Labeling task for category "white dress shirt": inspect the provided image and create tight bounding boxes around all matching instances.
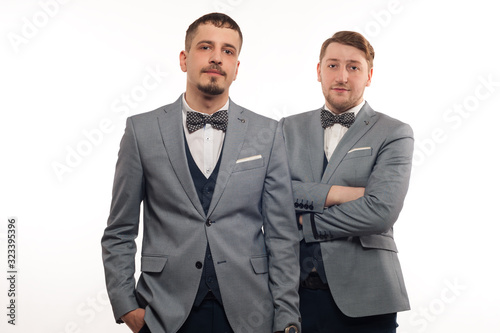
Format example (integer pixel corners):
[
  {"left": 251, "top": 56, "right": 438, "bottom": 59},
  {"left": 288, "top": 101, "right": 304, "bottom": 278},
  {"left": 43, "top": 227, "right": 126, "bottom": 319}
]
[
  {"left": 182, "top": 94, "right": 228, "bottom": 178},
  {"left": 324, "top": 100, "right": 365, "bottom": 161}
]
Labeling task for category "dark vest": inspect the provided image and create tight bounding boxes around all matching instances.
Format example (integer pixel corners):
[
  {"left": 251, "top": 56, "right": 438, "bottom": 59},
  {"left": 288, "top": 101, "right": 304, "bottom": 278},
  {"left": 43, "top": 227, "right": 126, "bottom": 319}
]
[
  {"left": 184, "top": 139, "right": 223, "bottom": 307},
  {"left": 299, "top": 154, "right": 329, "bottom": 283}
]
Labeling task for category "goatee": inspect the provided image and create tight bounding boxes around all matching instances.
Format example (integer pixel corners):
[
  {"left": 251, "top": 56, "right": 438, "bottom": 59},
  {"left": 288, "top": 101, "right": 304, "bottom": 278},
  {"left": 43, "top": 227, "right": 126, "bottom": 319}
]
[{"left": 197, "top": 78, "right": 225, "bottom": 95}]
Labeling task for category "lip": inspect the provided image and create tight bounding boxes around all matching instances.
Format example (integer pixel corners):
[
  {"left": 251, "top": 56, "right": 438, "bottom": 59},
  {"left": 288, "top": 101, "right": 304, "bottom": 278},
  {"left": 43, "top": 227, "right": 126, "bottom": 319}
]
[
  {"left": 203, "top": 70, "right": 224, "bottom": 76},
  {"left": 332, "top": 87, "right": 349, "bottom": 92}
]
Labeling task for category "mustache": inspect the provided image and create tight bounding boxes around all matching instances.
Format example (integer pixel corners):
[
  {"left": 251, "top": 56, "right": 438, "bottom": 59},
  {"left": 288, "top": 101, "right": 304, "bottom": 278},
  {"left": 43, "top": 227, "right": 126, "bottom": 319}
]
[{"left": 201, "top": 65, "right": 226, "bottom": 76}]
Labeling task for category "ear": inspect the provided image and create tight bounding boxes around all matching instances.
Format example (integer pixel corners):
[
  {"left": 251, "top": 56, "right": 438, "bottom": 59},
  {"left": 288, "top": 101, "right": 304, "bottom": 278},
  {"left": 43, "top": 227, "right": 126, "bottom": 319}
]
[
  {"left": 366, "top": 67, "right": 373, "bottom": 87},
  {"left": 316, "top": 62, "right": 322, "bottom": 82},
  {"left": 179, "top": 51, "right": 187, "bottom": 73},
  {"left": 233, "top": 60, "right": 240, "bottom": 81}
]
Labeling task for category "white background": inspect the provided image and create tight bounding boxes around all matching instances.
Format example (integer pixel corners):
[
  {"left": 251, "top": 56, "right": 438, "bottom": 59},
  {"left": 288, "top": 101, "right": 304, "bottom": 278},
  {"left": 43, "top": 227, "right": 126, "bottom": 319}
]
[{"left": 1, "top": 0, "right": 499, "bottom": 332}]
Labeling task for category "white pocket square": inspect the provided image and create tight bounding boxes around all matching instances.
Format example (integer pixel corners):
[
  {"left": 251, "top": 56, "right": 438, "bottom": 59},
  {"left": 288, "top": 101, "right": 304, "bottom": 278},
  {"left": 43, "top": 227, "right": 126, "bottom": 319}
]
[
  {"left": 236, "top": 154, "right": 262, "bottom": 163},
  {"left": 348, "top": 147, "right": 371, "bottom": 153}
]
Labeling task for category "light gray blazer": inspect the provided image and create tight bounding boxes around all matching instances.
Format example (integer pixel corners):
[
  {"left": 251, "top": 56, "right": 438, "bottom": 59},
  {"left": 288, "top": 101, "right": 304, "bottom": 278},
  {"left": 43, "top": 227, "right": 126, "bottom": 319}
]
[
  {"left": 102, "top": 95, "right": 301, "bottom": 333},
  {"left": 281, "top": 102, "right": 412, "bottom": 317}
]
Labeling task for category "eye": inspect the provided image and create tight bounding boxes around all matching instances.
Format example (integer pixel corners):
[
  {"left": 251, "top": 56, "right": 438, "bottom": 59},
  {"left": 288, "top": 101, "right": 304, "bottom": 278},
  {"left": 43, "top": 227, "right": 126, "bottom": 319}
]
[
  {"left": 350, "top": 66, "right": 360, "bottom": 71},
  {"left": 328, "top": 64, "right": 337, "bottom": 68},
  {"left": 223, "top": 49, "right": 235, "bottom": 55}
]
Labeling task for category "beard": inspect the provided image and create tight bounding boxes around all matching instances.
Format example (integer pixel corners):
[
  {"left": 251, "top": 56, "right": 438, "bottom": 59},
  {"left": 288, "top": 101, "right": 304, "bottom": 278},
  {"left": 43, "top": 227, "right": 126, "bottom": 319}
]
[
  {"left": 197, "top": 77, "right": 225, "bottom": 96},
  {"left": 197, "top": 64, "right": 227, "bottom": 95},
  {"left": 325, "top": 96, "right": 355, "bottom": 114},
  {"left": 324, "top": 85, "right": 363, "bottom": 114}
]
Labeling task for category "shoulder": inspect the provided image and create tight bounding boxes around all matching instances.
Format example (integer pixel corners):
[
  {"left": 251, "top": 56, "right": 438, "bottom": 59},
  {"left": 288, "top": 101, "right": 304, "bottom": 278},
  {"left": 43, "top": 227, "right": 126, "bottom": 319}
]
[
  {"left": 128, "top": 96, "right": 182, "bottom": 126},
  {"left": 230, "top": 99, "right": 278, "bottom": 129},
  {"left": 373, "top": 111, "right": 413, "bottom": 138},
  {"left": 130, "top": 106, "right": 165, "bottom": 122},
  {"left": 281, "top": 109, "right": 320, "bottom": 130},
  {"left": 132, "top": 101, "right": 178, "bottom": 121},
  {"left": 364, "top": 102, "right": 413, "bottom": 138},
  {"left": 284, "top": 109, "right": 319, "bottom": 123}
]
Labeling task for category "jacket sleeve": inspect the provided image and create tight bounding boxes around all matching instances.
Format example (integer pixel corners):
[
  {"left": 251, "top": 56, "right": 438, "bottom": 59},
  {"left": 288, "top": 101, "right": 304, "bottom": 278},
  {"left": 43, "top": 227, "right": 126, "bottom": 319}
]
[
  {"left": 291, "top": 180, "right": 331, "bottom": 214},
  {"left": 262, "top": 121, "right": 301, "bottom": 331},
  {"left": 101, "top": 117, "right": 145, "bottom": 322},
  {"left": 300, "top": 123, "right": 414, "bottom": 242}
]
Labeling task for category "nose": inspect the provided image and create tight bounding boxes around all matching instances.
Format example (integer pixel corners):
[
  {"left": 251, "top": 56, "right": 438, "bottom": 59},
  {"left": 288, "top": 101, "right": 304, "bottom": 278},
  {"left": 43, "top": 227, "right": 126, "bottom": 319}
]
[
  {"left": 335, "top": 67, "right": 348, "bottom": 83},
  {"left": 209, "top": 49, "right": 222, "bottom": 65}
]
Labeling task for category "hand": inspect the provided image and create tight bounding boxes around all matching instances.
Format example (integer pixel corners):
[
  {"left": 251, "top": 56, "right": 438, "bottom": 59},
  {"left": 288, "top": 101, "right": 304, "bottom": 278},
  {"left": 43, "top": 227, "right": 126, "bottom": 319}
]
[
  {"left": 121, "top": 308, "right": 145, "bottom": 333},
  {"left": 324, "top": 185, "right": 365, "bottom": 207},
  {"left": 298, "top": 215, "right": 303, "bottom": 226}
]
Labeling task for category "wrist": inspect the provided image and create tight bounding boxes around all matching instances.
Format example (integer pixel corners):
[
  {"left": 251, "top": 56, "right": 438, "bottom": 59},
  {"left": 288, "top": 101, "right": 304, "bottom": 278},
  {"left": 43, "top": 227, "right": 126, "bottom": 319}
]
[
  {"left": 284, "top": 324, "right": 299, "bottom": 333},
  {"left": 325, "top": 185, "right": 339, "bottom": 207}
]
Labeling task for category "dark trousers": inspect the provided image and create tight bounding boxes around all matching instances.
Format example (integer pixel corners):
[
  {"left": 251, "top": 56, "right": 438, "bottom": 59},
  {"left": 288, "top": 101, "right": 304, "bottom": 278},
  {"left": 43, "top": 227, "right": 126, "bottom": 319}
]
[
  {"left": 138, "top": 323, "right": 151, "bottom": 333},
  {"left": 178, "top": 297, "right": 233, "bottom": 333},
  {"left": 299, "top": 287, "right": 398, "bottom": 333},
  {"left": 139, "top": 298, "right": 233, "bottom": 333}
]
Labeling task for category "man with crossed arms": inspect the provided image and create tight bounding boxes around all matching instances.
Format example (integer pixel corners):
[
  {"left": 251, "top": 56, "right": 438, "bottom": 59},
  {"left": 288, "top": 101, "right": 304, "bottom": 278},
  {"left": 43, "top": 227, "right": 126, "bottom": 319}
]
[{"left": 281, "top": 31, "right": 413, "bottom": 332}]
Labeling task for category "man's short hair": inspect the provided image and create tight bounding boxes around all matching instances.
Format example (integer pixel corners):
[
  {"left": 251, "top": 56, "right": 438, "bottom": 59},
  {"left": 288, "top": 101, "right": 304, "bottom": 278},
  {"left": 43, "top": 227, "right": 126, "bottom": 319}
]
[
  {"left": 319, "top": 31, "right": 375, "bottom": 69},
  {"left": 185, "top": 12, "right": 243, "bottom": 53}
]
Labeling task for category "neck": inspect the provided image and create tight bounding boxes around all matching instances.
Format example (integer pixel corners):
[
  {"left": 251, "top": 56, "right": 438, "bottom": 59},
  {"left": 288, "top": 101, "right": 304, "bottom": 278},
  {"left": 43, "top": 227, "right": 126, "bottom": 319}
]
[
  {"left": 184, "top": 89, "right": 229, "bottom": 115},
  {"left": 325, "top": 99, "right": 364, "bottom": 115}
]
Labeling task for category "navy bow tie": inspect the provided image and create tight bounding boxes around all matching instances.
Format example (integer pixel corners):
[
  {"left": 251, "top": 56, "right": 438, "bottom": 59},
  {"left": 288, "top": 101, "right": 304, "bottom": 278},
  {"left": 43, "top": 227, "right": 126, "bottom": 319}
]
[
  {"left": 186, "top": 109, "right": 228, "bottom": 133},
  {"left": 320, "top": 109, "right": 355, "bottom": 129}
]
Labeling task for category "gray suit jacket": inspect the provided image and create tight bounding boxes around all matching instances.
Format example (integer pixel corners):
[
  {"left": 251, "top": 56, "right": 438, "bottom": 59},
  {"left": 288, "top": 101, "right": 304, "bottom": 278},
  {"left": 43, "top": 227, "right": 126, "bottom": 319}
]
[
  {"left": 102, "top": 95, "right": 301, "bottom": 333},
  {"left": 281, "top": 102, "right": 412, "bottom": 317}
]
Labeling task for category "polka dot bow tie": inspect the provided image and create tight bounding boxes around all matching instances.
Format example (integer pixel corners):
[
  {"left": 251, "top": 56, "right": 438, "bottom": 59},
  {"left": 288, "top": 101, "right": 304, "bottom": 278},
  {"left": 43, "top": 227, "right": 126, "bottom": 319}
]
[
  {"left": 320, "top": 109, "right": 355, "bottom": 129},
  {"left": 186, "top": 109, "right": 228, "bottom": 133}
]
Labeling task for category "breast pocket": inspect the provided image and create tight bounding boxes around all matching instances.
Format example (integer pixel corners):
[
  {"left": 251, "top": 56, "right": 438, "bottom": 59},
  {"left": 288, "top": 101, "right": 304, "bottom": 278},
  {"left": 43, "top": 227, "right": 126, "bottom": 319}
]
[
  {"left": 344, "top": 147, "right": 372, "bottom": 160},
  {"left": 233, "top": 155, "right": 265, "bottom": 173},
  {"left": 339, "top": 148, "right": 373, "bottom": 187}
]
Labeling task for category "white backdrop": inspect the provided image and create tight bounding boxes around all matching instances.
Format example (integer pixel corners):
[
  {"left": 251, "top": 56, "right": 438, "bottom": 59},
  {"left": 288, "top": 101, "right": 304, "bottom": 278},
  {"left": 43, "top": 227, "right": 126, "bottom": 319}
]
[{"left": 1, "top": 0, "right": 499, "bottom": 332}]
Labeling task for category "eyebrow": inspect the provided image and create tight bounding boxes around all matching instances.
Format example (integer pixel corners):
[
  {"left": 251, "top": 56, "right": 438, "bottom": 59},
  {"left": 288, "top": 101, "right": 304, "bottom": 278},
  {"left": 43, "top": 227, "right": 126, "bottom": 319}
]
[
  {"left": 325, "top": 58, "right": 362, "bottom": 64},
  {"left": 196, "top": 40, "right": 237, "bottom": 50}
]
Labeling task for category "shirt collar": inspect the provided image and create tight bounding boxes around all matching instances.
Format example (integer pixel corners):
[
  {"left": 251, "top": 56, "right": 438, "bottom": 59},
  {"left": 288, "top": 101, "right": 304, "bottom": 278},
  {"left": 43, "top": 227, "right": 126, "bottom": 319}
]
[
  {"left": 182, "top": 93, "right": 229, "bottom": 115},
  {"left": 323, "top": 100, "right": 365, "bottom": 117}
]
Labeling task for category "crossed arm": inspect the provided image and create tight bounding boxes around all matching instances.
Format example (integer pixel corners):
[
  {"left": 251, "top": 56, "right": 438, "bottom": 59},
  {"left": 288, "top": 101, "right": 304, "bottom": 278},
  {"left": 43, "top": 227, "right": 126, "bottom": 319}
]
[
  {"left": 298, "top": 185, "right": 365, "bottom": 225},
  {"left": 295, "top": 124, "right": 414, "bottom": 240}
]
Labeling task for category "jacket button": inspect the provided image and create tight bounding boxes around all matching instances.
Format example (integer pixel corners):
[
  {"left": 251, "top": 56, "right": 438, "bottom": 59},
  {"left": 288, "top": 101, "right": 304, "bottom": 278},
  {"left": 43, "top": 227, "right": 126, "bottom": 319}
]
[
  {"left": 206, "top": 219, "right": 212, "bottom": 227},
  {"left": 195, "top": 261, "right": 203, "bottom": 269}
]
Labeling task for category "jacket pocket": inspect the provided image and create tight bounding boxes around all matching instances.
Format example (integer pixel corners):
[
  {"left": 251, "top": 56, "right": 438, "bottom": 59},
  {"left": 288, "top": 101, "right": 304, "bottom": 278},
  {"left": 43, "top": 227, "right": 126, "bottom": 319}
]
[
  {"left": 141, "top": 255, "right": 168, "bottom": 273},
  {"left": 344, "top": 147, "right": 372, "bottom": 160},
  {"left": 233, "top": 156, "right": 265, "bottom": 173},
  {"left": 359, "top": 234, "right": 398, "bottom": 252},
  {"left": 250, "top": 255, "right": 269, "bottom": 274}
]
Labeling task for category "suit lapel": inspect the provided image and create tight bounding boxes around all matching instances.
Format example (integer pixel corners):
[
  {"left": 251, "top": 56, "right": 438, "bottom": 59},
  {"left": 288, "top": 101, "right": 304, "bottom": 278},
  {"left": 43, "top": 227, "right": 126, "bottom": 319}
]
[
  {"left": 157, "top": 95, "right": 206, "bottom": 218},
  {"left": 322, "top": 103, "right": 379, "bottom": 183},
  {"left": 207, "top": 99, "right": 248, "bottom": 217},
  {"left": 307, "top": 110, "right": 326, "bottom": 182}
]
